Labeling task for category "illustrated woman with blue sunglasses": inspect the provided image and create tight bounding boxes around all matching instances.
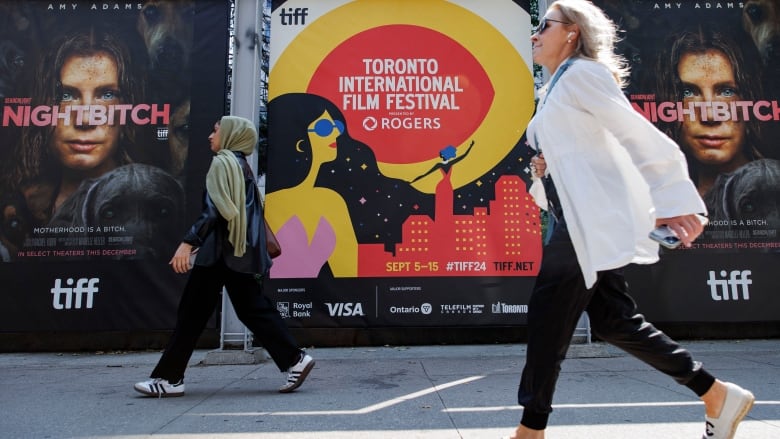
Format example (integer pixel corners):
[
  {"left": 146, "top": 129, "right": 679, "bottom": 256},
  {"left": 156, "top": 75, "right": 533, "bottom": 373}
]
[{"left": 265, "top": 93, "right": 358, "bottom": 278}]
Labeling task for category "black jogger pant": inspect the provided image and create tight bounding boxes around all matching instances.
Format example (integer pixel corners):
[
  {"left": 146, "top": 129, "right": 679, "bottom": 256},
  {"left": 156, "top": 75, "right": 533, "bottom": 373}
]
[
  {"left": 151, "top": 260, "right": 301, "bottom": 382},
  {"left": 517, "top": 219, "right": 714, "bottom": 430}
]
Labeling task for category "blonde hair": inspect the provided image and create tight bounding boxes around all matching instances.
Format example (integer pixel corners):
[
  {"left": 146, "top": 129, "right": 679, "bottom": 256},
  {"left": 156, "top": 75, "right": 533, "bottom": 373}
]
[{"left": 551, "top": 0, "right": 630, "bottom": 88}]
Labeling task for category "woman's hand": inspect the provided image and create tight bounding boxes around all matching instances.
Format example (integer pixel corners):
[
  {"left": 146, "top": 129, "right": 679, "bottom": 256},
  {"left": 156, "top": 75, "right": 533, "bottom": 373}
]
[
  {"left": 169, "top": 242, "right": 194, "bottom": 274},
  {"left": 530, "top": 153, "right": 546, "bottom": 178},
  {"left": 655, "top": 214, "right": 705, "bottom": 248}
]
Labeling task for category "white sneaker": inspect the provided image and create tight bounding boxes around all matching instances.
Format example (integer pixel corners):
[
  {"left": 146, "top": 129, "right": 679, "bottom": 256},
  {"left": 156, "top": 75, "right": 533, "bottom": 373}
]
[
  {"left": 134, "top": 378, "right": 185, "bottom": 397},
  {"left": 279, "top": 353, "right": 315, "bottom": 393},
  {"left": 703, "top": 382, "right": 754, "bottom": 439}
]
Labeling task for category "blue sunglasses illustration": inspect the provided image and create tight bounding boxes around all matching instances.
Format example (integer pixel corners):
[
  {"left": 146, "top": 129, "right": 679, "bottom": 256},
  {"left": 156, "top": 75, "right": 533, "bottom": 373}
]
[{"left": 308, "top": 119, "right": 345, "bottom": 137}]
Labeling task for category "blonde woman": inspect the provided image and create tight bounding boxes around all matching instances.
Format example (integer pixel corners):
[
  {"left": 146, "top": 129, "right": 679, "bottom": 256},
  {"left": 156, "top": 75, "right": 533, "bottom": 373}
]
[{"left": 510, "top": 1, "right": 754, "bottom": 438}]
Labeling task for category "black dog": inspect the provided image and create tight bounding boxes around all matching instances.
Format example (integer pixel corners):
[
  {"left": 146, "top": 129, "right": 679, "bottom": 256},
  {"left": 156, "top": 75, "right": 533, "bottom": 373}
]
[
  {"left": 49, "top": 164, "right": 185, "bottom": 260},
  {"left": 0, "top": 191, "right": 33, "bottom": 261},
  {"left": 705, "top": 158, "right": 780, "bottom": 226}
]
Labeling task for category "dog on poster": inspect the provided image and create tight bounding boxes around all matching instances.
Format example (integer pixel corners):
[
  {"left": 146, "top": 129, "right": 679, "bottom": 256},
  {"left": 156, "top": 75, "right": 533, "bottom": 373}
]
[
  {"left": 704, "top": 158, "right": 780, "bottom": 226},
  {"left": 742, "top": 0, "right": 780, "bottom": 159},
  {"left": 0, "top": 192, "right": 32, "bottom": 261},
  {"left": 137, "top": 0, "right": 195, "bottom": 105},
  {"left": 742, "top": 0, "right": 780, "bottom": 69},
  {"left": 167, "top": 99, "right": 190, "bottom": 181},
  {"left": 48, "top": 164, "right": 185, "bottom": 260}
]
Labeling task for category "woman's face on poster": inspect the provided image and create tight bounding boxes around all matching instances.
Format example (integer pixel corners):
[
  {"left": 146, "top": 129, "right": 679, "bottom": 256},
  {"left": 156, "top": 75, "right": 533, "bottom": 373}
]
[
  {"left": 677, "top": 49, "right": 747, "bottom": 170},
  {"left": 306, "top": 110, "right": 341, "bottom": 163},
  {"left": 51, "top": 52, "right": 121, "bottom": 177}
]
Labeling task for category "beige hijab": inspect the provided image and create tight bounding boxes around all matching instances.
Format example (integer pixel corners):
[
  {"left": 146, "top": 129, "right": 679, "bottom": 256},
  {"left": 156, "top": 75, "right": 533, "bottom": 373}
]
[{"left": 205, "top": 116, "right": 257, "bottom": 257}]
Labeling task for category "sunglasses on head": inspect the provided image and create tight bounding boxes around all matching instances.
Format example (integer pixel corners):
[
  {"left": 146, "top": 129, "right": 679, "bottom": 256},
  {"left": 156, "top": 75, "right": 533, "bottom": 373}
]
[
  {"left": 308, "top": 119, "right": 345, "bottom": 137},
  {"left": 535, "top": 17, "right": 572, "bottom": 34}
]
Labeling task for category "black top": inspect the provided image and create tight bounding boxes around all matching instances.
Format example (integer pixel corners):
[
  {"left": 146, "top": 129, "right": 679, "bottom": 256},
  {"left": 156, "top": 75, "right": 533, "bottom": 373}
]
[{"left": 183, "top": 152, "right": 271, "bottom": 275}]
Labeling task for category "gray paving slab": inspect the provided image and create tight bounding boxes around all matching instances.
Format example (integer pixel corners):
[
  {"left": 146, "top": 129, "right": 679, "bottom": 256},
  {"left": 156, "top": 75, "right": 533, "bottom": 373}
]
[{"left": 0, "top": 340, "right": 778, "bottom": 438}]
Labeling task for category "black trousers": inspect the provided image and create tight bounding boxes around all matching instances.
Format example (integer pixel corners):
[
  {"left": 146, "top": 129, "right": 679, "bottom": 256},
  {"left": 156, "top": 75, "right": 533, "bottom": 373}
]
[
  {"left": 517, "top": 219, "right": 714, "bottom": 430},
  {"left": 151, "top": 260, "right": 301, "bottom": 382}
]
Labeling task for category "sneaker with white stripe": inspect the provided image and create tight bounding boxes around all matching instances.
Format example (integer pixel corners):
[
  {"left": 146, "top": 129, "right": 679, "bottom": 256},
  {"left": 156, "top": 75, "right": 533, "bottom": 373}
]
[
  {"left": 279, "top": 353, "right": 315, "bottom": 393},
  {"left": 134, "top": 378, "right": 185, "bottom": 397}
]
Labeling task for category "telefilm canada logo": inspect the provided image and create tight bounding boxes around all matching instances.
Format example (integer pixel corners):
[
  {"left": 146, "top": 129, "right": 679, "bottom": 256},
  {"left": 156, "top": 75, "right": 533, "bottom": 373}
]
[
  {"left": 707, "top": 270, "right": 752, "bottom": 301},
  {"left": 50, "top": 278, "right": 99, "bottom": 310},
  {"left": 440, "top": 304, "right": 484, "bottom": 314}
]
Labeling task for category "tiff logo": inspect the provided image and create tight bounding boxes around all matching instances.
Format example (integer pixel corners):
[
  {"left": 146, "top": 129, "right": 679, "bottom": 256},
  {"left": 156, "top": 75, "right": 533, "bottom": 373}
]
[
  {"left": 707, "top": 270, "right": 751, "bottom": 301},
  {"left": 279, "top": 8, "right": 308, "bottom": 25},
  {"left": 51, "top": 278, "right": 99, "bottom": 309}
]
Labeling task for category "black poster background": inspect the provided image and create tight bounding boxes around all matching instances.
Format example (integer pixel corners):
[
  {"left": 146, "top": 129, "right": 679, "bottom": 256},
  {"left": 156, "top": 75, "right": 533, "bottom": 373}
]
[
  {"left": 592, "top": 1, "right": 780, "bottom": 323},
  {"left": 0, "top": 1, "right": 230, "bottom": 332}
]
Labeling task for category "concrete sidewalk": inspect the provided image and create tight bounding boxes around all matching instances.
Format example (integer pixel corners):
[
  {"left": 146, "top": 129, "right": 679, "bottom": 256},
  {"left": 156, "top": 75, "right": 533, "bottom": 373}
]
[{"left": 0, "top": 339, "right": 778, "bottom": 438}]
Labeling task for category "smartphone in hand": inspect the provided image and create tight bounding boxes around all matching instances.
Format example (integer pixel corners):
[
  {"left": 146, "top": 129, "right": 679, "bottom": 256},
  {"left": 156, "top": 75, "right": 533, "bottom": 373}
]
[
  {"left": 649, "top": 214, "right": 709, "bottom": 249},
  {"left": 649, "top": 226, "right": 682, "bottom": 249}
]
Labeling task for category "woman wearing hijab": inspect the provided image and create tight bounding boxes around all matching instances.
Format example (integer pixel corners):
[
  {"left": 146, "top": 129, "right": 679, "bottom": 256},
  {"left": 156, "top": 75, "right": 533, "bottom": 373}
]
[{"left": 134, "top": 116, "right": 314, "bottom": 397}]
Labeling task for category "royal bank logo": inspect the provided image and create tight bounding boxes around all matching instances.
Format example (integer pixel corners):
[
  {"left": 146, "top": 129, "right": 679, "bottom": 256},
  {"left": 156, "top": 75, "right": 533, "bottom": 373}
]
[
  {"left": 51, "top": 278, "right": 99, "bottom": 310},
  {"left": 277, "top": 302, "right": 290, "bottom": 318},
  {"left": 707, "top": 270, "right": 752, "bottom": 301}
]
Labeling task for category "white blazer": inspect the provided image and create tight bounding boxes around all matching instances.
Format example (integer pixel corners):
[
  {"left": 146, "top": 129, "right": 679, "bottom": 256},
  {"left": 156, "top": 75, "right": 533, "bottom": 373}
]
[{"left": 527, "top": 57, "right": 706, "bottom": 288}]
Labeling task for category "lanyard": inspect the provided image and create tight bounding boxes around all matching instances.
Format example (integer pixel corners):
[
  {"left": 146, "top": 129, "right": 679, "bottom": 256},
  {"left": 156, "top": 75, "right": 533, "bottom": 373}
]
[{"left": 535, "top": 57, "right": 575, "bottom": 153}]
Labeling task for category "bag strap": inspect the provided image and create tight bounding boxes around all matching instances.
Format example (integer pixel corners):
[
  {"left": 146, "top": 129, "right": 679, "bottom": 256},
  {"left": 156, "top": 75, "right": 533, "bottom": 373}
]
[{"left": 535, "top": 57, "right": 575, "bottom": 153}]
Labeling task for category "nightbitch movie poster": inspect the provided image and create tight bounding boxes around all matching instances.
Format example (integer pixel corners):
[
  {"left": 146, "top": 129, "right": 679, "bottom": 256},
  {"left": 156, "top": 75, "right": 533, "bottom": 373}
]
[
  {"left": 590, "top": 0, "right": 779, "bottom": 322},
  {"left": 0, "top": 1, "right": 230, "bottom": 331}
]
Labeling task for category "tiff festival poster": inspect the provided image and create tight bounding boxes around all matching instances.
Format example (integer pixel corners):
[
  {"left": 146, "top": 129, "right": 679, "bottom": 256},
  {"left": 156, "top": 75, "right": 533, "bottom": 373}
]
[{"left": 265, "top": 0, "right": 540, "bottom": 327}]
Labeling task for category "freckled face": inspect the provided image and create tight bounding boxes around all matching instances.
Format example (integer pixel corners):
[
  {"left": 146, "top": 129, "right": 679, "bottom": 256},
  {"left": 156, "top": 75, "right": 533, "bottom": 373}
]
[
  {"left": 678, "top": 50, "right": 747, "bottom": 171},
  {"left": 50, "top": 53, "right": 121, "bottom": 177}
]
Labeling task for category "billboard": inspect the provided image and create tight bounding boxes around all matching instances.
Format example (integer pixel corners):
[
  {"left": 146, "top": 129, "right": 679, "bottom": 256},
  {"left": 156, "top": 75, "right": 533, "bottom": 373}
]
[
  {"left": 266, "top": 0, "right": 540, "bottom": 327},
  {"left": 266, "top": 0, "right": 779, "bottom": 329},
  {"left": 593, "top": 0, "right": 780, "bottom": 322},
  {"left": 0, "top": 1, "right": 231, "bottom": 332}
]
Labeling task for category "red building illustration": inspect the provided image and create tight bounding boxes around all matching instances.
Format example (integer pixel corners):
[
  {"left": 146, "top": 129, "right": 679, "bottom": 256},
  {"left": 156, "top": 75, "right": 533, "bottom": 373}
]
[{"left": 358, "top": 174, "right": 542, "bottom": 277}]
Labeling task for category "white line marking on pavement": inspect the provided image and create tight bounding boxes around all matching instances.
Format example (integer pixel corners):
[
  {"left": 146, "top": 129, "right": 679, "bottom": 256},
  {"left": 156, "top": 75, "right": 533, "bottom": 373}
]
[
  {"left": 443, "top": 400, "right": 780, "bottom": 412},
  {"left": 199, "top": 375, "right": 485, "bottom": 416}
]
